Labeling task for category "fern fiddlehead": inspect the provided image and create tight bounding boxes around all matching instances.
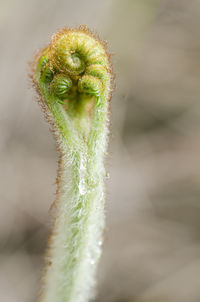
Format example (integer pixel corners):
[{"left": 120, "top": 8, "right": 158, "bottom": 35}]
[{"left": 31, "top": 26, "right": 112, "bottom": 302}]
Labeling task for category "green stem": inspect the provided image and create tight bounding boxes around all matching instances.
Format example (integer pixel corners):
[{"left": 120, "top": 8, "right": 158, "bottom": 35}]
[{"left": 44, "top": 144, "right": 105, "bottom": 302}]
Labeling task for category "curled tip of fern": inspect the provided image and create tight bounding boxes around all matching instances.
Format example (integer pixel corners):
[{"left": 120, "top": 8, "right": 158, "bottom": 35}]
[{"left": 34, "top": 26, "right": 112, "bottom": 111}]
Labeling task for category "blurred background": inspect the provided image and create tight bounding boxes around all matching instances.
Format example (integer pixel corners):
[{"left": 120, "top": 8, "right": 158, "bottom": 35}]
[{"left": 1, "top": 0, "right": 200, "bottom": 301}]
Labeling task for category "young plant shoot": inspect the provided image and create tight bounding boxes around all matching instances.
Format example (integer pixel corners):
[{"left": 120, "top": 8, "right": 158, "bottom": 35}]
[{"left": 31, "top": 26, "right": 113, "bottom": 302}]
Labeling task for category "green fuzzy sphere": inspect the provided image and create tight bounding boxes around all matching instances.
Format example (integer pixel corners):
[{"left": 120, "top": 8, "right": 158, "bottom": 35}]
[{"left": 50, "top": 74, "right": 72, "bottom": 99}]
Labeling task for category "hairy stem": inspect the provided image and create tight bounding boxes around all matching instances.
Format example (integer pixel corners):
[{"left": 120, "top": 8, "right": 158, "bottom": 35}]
[{"left": 31, "top": 26, "right": 112, "bottom": 302}]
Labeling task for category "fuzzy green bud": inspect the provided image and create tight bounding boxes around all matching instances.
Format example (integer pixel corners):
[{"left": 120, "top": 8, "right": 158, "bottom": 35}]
[
  {"left": 50, "top": 74, "right": 72, "bottom": 99},
  {"left": 78, "top": 75, "right": 103, "bottom": 97}
]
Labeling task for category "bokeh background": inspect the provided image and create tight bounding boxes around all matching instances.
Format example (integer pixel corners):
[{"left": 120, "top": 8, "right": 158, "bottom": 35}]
[{"left": 1, "top": 0, "right": 200, "bottom": 301}]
